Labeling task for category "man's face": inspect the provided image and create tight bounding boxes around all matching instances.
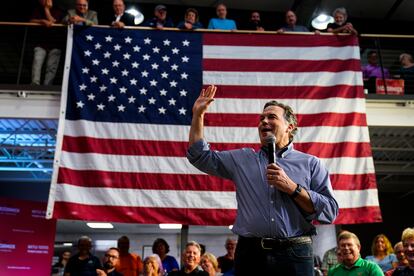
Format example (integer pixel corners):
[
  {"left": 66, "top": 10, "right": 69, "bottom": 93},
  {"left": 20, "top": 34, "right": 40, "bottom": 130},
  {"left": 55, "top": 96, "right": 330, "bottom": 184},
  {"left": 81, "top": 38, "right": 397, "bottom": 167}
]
[
  {"left": 339, "top": 238, "right": 360, "bottom": 267},
  {"left": 183, "top": 245, "right": 201, "bottom": 270},
  {"left": 286, "top": 11, "right": 297, "bottom": 26},
  {"left": 104, "top": 249, "right": 119, "bottom": 270},
  {"left": 216, "top": 5, "right": 227, "bottom": 19},
  {"left": 225, "top": 240, "right": 237, "bottom": 254},
  {"left": 251, "top": 12, "right": 260, "bottom": 23},
  {"left": 185, "top": 11, "right": 196, "bottom": 24},
  {"left": 258, "top": 105, "right": 292, "bottom": 147},
  {"left": 76, "top": 0, "right": 88, "bottom": 14},
  {"left": 155, "top": 9, "right": 167, "bottom": 21},
  {"left": 62, "top": 251, "right": 71, "bottom": 261},
  {"left": 403, "top": 238, "right": 414, "bottom": 264},
  {"left": 395, "top": 244, "right": 407, "bottom": 264},
  {"left": 113, "top": 0, "right": 125, "bottom": 16},
  {"left": 77, "top": 239, "right": 92, "bottom": 255},
  {"left": 368, "top": 53, "right": 378, "bottom": 65},
  {"left": 334, "top": 12, "right": 345, "bottom": 25}
]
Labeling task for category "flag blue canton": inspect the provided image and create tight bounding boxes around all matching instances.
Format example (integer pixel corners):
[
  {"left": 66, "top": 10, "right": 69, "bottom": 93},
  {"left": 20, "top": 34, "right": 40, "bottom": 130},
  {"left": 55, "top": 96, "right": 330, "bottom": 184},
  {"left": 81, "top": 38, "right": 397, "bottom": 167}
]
[{"left": 66, "top": 26, "right": 202, "bottom": 125}]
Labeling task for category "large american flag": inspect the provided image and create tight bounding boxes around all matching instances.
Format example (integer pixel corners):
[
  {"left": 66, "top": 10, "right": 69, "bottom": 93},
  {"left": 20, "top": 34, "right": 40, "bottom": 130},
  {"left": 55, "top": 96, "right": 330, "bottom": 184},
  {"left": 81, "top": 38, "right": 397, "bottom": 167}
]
[{"left": 47, "top": 26, "right": 382, "bottom": 224}]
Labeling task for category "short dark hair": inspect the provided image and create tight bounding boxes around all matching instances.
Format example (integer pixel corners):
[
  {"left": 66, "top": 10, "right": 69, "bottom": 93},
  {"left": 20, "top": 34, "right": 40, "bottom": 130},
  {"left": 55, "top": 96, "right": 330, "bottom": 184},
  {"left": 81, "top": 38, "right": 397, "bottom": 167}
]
[
  {"left": 263, "top": 101, "right": 298, "bottom": 141},
  {"left": 185, "top": 8, "right": 199, "bottom": 21},
  {"left": 367, "top": 50, "right": 377, "bottom": 57},
  {"left": 152, "top": 238, "right": 170, "bottom": 254}
]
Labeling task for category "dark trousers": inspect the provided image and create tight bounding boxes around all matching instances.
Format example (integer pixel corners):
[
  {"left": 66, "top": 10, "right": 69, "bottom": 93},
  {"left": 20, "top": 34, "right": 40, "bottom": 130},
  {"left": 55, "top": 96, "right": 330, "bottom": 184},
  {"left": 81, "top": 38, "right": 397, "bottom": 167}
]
[{"left": 234, "top": 236, "right": 314, "bottom": 276}]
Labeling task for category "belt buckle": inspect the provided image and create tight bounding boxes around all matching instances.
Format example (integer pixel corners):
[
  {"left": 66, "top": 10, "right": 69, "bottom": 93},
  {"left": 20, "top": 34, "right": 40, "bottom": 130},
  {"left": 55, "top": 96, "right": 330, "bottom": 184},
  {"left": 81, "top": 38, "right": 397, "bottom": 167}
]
[{"left": 261, "top": 238, "right": 274, "bottom": 250}]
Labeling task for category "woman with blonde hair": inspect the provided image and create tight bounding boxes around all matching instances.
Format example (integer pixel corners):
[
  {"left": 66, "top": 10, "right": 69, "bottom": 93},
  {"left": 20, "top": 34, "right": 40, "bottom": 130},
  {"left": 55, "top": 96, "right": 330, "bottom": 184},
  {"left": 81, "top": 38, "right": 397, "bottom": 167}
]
[
  {"left": 365, "top": 234, "right": 398, "bottom": 273},
  {"left": 200, "top": 252, "right": 223, "bottom": 276},
  {"left": 143, "top": 254, "right": 164, "bottom": 276}
]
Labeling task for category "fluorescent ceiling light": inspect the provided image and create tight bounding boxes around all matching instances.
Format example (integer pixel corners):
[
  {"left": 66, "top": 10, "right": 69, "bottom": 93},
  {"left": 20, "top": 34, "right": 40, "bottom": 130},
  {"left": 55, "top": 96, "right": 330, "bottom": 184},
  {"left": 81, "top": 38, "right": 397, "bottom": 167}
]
[
  {"left": 126, "top": 8, "right": 144, "bottom": 25},
  {"left": 86, "top": 222, "right": 114, "bottom": 229},
  {"left": 159, "top": 223, "right": 182, "bottom": 229},
  {"left": 63, "top": 242, "right": 73, "bottom": 246},
  {"left": 311, "top": 14, "right": 334, "bottom": 30},
  {"left": 228, "top": 225, "right": 233, "bottom": 230}
]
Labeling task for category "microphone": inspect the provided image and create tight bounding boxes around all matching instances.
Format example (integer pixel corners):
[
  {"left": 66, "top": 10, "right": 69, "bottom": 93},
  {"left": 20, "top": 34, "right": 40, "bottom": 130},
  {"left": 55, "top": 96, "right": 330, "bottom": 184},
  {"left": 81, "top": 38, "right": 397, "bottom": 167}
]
[{"left": 265, "top": 134, "right": 276, "bottom": 164}]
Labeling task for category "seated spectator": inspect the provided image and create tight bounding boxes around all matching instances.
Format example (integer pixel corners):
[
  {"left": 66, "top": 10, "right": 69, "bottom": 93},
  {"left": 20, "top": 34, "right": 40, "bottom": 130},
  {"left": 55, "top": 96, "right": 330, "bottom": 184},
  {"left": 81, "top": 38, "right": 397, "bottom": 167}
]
[
  {"left": 277, "top": 10, "right": 309, "bottom": 33},
  {"left": 392, "top": 228, "right": 414, "bottom": 276},
  {"left": 116, "top": 236, "right": 143, "bottom": 276},
  {"left": 245, "top": 11, "right": 264, "bottom": 31},
  {"left": 143, "top": 254, "right": 164, "bottom": 276},
  {"left": 217, "top": 238, "right": 236, "bottom": 274},
  {"left": 385, "top": 241, "right": 408, "bottom": 276},
  {"left": 168, "top": 241, "right": 208, "bottom": 276},
  {"left": 64, "top": 236, "right": 102, "bottom": 276},
  {"left": 208, "top": 3, "right": 237, "bottom": 30},
  {"left": 62, "top": 0, "right": 98, "bottom": 26},
  {"left": 321, "top": 246, "right": 338, "bottom": 275},
  {"left": 144, "top": 5, "right": 174, "bottom": 29},
  {"left": 177, "top": 8, "right": 203, "bottom": 30},
  {"left": 29, "top": 0, "right": 63, "bottom": 86},
  {"left": 201, "top": 252, "right": 223, "bottom": 276},
  {"left": 362, "top": 50, "right": 390, "bottom": 79},
  {"left": 399, "top": 53, "right": 414, "bottom": 94},
  {"left": 152, "top": 238, "right": 179, "bottom": 273},
  {"left": 327, "top": 7, "right": 358, "bottom": 35},
  {"left": 52, "top": 250, "right": 71, "bottom": 276},
  {"left": 97, "top": 247, "right": 122, "bottom": 276},
  {"left": 107, "top": 0, "right": 135, "bottom": 28},
  {"left": 328, "top": 231, "right": 383, "bottom": 276},
  {"left": 365, "top": 234, "right": 398, "bottom": 273}
]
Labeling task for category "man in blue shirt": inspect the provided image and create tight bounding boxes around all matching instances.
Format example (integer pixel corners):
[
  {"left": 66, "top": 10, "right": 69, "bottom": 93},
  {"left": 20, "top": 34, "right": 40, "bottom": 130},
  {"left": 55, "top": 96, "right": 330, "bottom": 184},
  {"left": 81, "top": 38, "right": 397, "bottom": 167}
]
[
  {"left": 187, "top": 85, "right": 338, "bottom": 276},
  {"left": 207, "top": 3, "right": 237, "bottom": 30}
]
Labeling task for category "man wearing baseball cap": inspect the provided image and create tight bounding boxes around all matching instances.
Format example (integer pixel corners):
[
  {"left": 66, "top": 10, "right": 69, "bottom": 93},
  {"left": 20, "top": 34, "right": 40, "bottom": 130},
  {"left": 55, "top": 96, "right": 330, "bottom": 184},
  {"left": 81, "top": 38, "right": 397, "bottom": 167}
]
[{"left": 144, "top": 4, "right": 174, "bottom": 29}]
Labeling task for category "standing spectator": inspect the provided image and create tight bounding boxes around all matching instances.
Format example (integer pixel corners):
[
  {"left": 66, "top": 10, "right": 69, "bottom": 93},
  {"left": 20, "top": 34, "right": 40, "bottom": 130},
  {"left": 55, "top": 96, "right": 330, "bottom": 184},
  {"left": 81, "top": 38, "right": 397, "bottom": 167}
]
[
  {"left": 168, "top": 241, "right": 208, "bottom": 276},
  {"left": 399, "top": 53, "right": 414, "bottom": 94},
  {"left": 385, "top": 242, "right": 408, "bottom": 276},
  {"left": 52, "top": 250, "right": 71, "bottom": 276},
  {"left": 107, "top": 0, "right": 135, "bottom": 28},
  {"left": 327, "top": 7, "right": 358, "bottom": 35},
  {"left": 144, "top": 5, "right": 174, "bottom": 29},
  {"left": 217, "top": 238, "right": 236, "bottom": 274},
  {"left": 97, "top": 248, "right": 122, "bottom": 276},
  {"left": 177, "top": 8, "right": 203, "bottom": 30},
  {"left": 115, "top": 236, "right": 143, "bottom": 276},
  {"left": 200, "top": 253, "right": 223, "bottom": 276},
  {"left": 152, "top": 238, "right": 179, "bottom": 274},
  {"left": 362, "top": 50, "right": 390, "bottom": 79},
  {"left": 321, "top": 246, "right": 338, "bottom": 275},
  {"left": 207, "top": 4, "right": 237, "bottom": 30},
  {"left": 29, "top": 0, "right": 63, "bottom": 86},
  {"left": 64, "top": 236, "right": 102, "bottom": 276},
  {"left": 392, "top": 228, "right": 414, "bottom": 276},
  {"left": 143, "top": 254, "right": 164, "bottom": 276},
  {"left": 277, "top": 10, "right": 309, "bottom": 33},
  {"left": 329, "top": 231, "right": 383, "bottom": 276},
  {"left": 245, "top": 11, "right": 264, "bottom": 31},
  {"left": 365, "top": 234, "right": 398, "bottom": 273},
  {"left": 62, "top": 0, "right": 98, "bottom": 26}
]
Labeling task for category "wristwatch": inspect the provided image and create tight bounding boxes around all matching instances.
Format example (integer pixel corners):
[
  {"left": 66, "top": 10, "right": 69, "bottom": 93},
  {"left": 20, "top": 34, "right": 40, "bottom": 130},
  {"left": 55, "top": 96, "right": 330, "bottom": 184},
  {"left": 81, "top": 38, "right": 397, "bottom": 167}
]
[{"left": 290, "top": 184, "right": 302, "bottom": 198}]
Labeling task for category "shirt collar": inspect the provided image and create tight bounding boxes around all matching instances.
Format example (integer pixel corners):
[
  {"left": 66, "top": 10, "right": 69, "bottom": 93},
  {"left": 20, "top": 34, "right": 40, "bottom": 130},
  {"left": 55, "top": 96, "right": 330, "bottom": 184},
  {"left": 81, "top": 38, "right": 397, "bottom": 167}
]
[
  {"left": 341, "top": 257, "right": 363, "bottom": 270},
  {"left": 261, "top": 141, "right": 293, "bottom": 158}
]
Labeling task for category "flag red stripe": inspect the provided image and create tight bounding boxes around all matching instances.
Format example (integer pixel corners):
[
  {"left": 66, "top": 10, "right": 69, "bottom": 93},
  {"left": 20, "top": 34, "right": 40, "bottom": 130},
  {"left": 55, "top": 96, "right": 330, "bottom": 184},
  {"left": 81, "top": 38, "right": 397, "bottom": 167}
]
[
  {"left": 53, "top": 202, "right": 237, "bottom": 225},
  {"left": 203, "top": 33, "right": 359, "bottom": 47},
  {"left": 205, "top": 113, "right": 368, "bottom": 127},
  {"left": 211, "top": 85, "right": 364, "bottom": 99},
  {"left": 204, "top": 59, "right": 361, "bottom": 72},
  {"left": 63, "top": 136, "right": 371, "bottom": 158},
  {"left": 334, "top": 206, "right": 382, "bottom": 224},
  {"left": 330, "top": 173, "right": 377, "bottom": 190},
  {"left": 58, "top": 167, "right": 235, "bottom": 191}
]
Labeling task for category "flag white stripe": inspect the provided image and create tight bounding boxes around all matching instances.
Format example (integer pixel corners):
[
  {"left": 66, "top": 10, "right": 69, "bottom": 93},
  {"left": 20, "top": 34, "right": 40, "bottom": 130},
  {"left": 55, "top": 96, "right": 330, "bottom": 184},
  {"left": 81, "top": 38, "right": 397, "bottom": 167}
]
[
  {"left": 63, "top": 120, "right": 370, "bottom": 144},
  {"left": 60, "top": 151, "right": 375, "bottom": 175},
  {"left": 203, "top": 71, "right": 363, "bottom": 86},
  {"left": 335, "top": 189, "right": 379, "bottom": 208},
  {"left": 203, "top": 45, "right": 360, "bottom": 60}
]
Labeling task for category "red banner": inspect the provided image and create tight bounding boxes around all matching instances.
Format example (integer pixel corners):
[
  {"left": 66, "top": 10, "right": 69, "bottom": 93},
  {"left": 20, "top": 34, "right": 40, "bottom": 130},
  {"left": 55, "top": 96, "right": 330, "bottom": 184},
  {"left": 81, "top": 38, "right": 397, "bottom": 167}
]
[{"left": 376, "top": 79, "right": 405, "bottom": 95}]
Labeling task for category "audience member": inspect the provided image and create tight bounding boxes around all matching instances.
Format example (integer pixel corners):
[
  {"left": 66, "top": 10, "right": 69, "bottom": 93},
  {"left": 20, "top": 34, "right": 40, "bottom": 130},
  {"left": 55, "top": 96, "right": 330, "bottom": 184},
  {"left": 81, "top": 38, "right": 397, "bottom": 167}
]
[
  {"left": 321, "top": 246, "right": 338, "bottom": 275},
  {"left": 392, "top": 228, "right": 414, "bottom": 276},
  {"left": 144, "top": 5, "right": 174, "bottom": 29},
  {"left": 362, "top": 50, "right": 390, "bottom": 79},
  {"left": 143, "top": 254, "right": 164, "bottom": 276},
  {"left": 201, "top": 253, "right": 223, "bottom": 276},
  {"left": 52, "top": 250, "right": 71, "bottom": 276},
  {"left": 217, "top": 238, "right": 236, "bottom": 274},
  {"left": 385, "top": 242, "right": 408, "bottom": 276},
  {"left": 107, "top": 0, "right": 135, "bottom": 28},
  {"left": 62, "top": 0, "right": 98, "bottom": 26},
  {"left": 115, "top": 236, "right": 143, "bottom": 276},
  {"left": 64, "top": 236, "right": 102, "bottom": 276},
  {"left": 177, "top": 8, "right": 203, "bottom": 30},
  {"left": 277, "top": 10, "right": 309, "bottom": 33},
  {"left": 327, "top": 7, "right": 358, "bottom": 35},
  {"left": 245, "top": 11, "right": 264, "bottom": 31},
  {"left": 365, "top": 234, "right": 398, "bottom": 273},
  {"left": 207, "top": 3, "right": 237, "bottom": 30},
  {"left": 152, "top": 238, "right": 179, "bottom": 273},
  {"left": 399, "top": 53, "right": 414, "bottom": 94},
  {"left": 328, "top": 231, "right": 383, "bottom": 276},
  {"left": 29, "top": 0, "right": 63, "bottom": 86},
  {"left": 168, "top": 241, "right": 208, "bottom": 276},
  {"left": 97, "top": 247, "right": 123, "bottom": 276}
]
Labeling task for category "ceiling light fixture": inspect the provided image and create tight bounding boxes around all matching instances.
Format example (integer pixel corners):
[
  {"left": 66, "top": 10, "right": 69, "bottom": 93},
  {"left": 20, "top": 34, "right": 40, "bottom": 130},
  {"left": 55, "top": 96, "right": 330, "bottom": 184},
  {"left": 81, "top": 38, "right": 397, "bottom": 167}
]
[
  {"left": 159, "top": 223, "right": 182, "bottom": 229},
  {"left": 86, "top": 222, "right": 114, "bottom": 229},
  {"left": 311, "top": 14, "right": 334, "bottom": 30},
  {"left": 126, "top": 8, "right": 145, "bottom": 25}
]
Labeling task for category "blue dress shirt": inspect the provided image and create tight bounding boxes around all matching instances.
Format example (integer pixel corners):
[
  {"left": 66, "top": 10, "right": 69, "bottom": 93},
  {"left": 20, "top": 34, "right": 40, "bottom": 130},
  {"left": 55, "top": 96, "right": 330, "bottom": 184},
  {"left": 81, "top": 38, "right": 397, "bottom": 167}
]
[
  {"left": 208, "top": 18, "right": 237, "bottom": 30},
  {"left": 187, "top": 139, "right": 338, "bottom": 238}
]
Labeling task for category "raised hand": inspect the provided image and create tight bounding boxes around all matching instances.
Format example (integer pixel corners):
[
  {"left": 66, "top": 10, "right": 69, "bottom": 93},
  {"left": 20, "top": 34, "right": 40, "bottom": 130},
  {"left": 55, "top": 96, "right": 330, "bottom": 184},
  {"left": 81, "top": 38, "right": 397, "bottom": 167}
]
[{"left": 192, "top": 85, "right": 217, "bottom": 117}]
